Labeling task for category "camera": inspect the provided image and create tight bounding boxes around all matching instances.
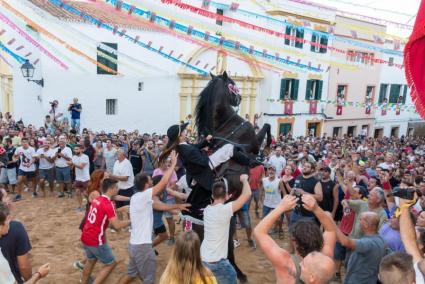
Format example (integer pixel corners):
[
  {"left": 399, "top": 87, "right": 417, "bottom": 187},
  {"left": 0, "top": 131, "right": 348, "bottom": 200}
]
[
  {"left": 57, "top": 148, "right": 62, "bottom": 154},
  {"left": 49, "top": 101, "right": 57, "bottom": 107},
  {"left": 294, "top": 191, "right": 304, "bottom": 211},
  {"left": 391, "top": 186, "right": 421, "bottom": 200}
]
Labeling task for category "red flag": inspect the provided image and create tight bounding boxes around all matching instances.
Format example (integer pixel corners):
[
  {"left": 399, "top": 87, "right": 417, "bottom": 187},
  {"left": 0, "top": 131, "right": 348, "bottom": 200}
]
[{"left": 404, "top": 0, "right": 425, "bottom": 118}]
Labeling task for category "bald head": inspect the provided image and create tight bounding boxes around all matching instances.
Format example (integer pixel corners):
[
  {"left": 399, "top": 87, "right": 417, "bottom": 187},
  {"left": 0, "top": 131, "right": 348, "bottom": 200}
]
[
  {"left": 360, "top": 212, "right": 380, "bottom": 234},
  {"left": 300, "top": 251, "right": 335, "bottom": 284}
]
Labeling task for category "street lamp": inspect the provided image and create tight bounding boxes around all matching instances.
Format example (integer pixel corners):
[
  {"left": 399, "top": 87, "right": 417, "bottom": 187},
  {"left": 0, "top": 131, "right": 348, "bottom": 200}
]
[{"left": 20, "top": 60, "right": 44, "bottom": 87}]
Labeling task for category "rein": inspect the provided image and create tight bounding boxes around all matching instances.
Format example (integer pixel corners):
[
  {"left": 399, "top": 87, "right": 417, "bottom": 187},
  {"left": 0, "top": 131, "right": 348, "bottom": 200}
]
[
  {"left": 214, "top": 113, "right": 237, "bottom": 133},
  {"left": 213, "top": 120, "right": 249, "bottom": 149}
]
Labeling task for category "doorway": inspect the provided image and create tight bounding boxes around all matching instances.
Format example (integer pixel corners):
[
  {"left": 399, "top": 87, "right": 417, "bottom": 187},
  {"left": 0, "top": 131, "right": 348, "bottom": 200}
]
[
  {"left": 391, "top": 127, "right": 399, "bottom": 138},
  {"left": 307, "top": 122, "right": 320, "bottom": 137},
  {"left": 374, "top": 128, "right": 383, "bottom": 139}
]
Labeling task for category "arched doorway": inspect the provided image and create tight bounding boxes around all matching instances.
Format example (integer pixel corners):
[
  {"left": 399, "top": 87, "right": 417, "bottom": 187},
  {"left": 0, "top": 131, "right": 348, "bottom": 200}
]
[{"left": 177, "top": 47, "right": 263, "bottom": 125}]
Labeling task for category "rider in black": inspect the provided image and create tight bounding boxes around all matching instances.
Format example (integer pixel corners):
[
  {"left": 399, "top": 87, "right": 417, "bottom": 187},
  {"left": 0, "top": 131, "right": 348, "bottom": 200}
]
[{"left": 159, "top": 123, "right": 252, "bottom": 221}]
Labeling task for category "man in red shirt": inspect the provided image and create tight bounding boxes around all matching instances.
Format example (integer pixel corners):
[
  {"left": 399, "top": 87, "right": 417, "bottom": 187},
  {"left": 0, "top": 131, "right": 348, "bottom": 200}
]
[
  {"left": 249, "top": 164, "right": 264, "bottom": 218},
  {"left": 80, "top": 178, "right": 131, "bottom": 284}
]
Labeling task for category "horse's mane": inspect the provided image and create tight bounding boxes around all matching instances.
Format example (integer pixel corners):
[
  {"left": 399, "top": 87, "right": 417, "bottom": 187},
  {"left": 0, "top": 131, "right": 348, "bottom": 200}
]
[{"left": 195, "top": 76, "right": 222, "bottom": 137}]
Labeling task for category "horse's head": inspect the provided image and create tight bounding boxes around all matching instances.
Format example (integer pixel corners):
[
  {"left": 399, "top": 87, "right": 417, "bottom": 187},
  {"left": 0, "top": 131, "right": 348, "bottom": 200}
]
[
  {"left": 212, "top": 71, "right": 241, "bottom": 107},
  {"left": 195, "top": 71, "right": 241, "bottom": 136}
]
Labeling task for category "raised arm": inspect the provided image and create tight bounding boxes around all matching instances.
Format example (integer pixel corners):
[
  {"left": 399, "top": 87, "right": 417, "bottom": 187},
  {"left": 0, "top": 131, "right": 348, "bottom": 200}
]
[
  {"left": 232, "top": 174, "right": 252, "bottom": 213},
  {"left": 152, "top": 151, "right": 178, "bottom": 196},
  {"left": 302, "top": 194, "right": 337, "bottom": 258},
  {"left": 399, "top": 198, "right": 424, "bottom": 263},
  {"left": 253, "top": 195, "right": 298, "bottom": 279}
]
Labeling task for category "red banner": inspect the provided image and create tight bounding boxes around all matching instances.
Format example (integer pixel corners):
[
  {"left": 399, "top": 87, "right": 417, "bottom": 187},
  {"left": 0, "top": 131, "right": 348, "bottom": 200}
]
[
  {"left": 309, "top": 100, "right": 317, "bottom": 114},
  {"left": 284, "top": 100, "right": 293, "bottom": 115}
]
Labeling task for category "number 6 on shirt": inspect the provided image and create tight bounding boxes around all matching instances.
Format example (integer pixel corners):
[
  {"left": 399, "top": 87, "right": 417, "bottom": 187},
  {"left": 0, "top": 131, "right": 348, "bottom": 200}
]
[{"left": 87, "top": 207, "right": 97, "bottom": 224}]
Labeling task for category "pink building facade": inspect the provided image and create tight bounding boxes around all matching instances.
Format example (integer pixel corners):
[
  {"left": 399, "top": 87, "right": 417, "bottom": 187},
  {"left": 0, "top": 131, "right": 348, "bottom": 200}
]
[{"left": 323, "top": 16, "right": 386, "bottom": 138}]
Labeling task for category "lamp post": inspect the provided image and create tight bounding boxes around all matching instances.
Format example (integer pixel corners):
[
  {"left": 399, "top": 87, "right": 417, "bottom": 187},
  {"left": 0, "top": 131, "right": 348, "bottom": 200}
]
[{"left": 20, "top": 60, "right": 44, "bottom": 87}]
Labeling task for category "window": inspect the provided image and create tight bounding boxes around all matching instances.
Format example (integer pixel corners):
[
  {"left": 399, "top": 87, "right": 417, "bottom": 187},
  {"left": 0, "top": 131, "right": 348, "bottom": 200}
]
[
  {"left": 216, "top": 9, "right": 223, "bottom": 25},
  {"left": 347, "top": 126, "right": 356, "bottom": 137},
  {"left": 106, "top": 99, "right": 117, "bottom": 115},
  {"left": 365, "top": 85, "right": 375, "bottom": 101},
  {"left": 346, "top": 50, "right": 374, "bottom": 65},
  {"left": 310, "top": 33, "right": 328, "bottom": 53},
  {"left": 388, "top": 57, "right": 394, "bottom": 66},
  {"left": 305, "top": 80, "right": 323, "bottom": 100},
  {"left": 97, "top": 42, "right": 117, "bottom": 75},
  {"left": 285, "top": 26, "right": 304, "bottom": 49},
  {"left": 279, "top": 123, "right": 292, "bottom": 136},
  {"left": 280, "top": 79, "right": 299, "bottom": 100},
  {"left": 332, "top": 127, "right": 342, "bottom": 138},
  {"left": 378, "top": 84, "right": 389, "bottom": 104},
  {"left": 337, "top": 85, "right": 347, "bottom": 99},
  {"left": 138, "top": 82, "right": 143, "bottom": 91},
  {"left": 389, "top": 84, "right": 402, "bottom": 104},
  {"left": 402, "top": 85, "right": 408, "bottom": 104}
]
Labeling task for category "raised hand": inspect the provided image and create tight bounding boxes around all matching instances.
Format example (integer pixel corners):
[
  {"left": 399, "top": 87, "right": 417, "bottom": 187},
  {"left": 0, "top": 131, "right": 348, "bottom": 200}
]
[
  {"left": 278, "top": 195, "right": 298, "bottom": 212},
  {"left": 240, "top": 174, "right": 249, "bottom": 183},
  {"left": 301, "top": 194, "right": 318, "bottom": 212}
]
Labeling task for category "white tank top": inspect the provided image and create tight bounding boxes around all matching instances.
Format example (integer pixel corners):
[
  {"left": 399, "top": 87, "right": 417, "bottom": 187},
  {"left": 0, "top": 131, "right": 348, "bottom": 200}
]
[{"left": 262, "top": 177, "right": 282, "bottom": 208}]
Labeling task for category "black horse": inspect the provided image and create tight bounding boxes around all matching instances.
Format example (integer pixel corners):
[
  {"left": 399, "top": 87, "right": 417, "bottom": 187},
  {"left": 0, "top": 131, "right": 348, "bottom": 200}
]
[
  {"left": 195, "top": 71, "right": 271, "bottom": 187},
  {"left": 195, "top": 71, "right": 271, "bottom": 281}
]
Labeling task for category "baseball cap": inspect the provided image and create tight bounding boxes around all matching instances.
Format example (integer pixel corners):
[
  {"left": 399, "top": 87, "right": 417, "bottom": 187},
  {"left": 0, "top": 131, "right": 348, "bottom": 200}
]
[{"left": 321, "top": 166, "right": 331, "bottom": 173}]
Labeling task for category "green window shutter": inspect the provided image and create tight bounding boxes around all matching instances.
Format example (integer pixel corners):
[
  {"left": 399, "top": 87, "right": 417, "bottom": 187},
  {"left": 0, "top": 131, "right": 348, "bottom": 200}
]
[
  {"left": 295, "top": 28, "right": 304, "bottom": 48},
  {"left": 320, "top": 36, "right": 328, "bottom": 53},
  {"left": 402, "top": 85, "right": 408, "bottom": 104},
  {"left": 285, "top": 26, "right": 291, "bottom": 45},
  {"left": 280, "top": 79, "right": 287, "bottom": 100},
  {"left": 316, "top": 80, "right": 323, "bottom": 100},
  {"left": 378, "top": 84, "right": 387, "bottom": 104},
  {"left": 311, "top": 34, "right": 317, "bottom": 52},
  {"left": 292, "top": 79, "right": 299, "bottom": 100},
  {"left": 97, "top": 42, "right": 118, "bottom": 75},
  {"left": 389, "top": 84, "right": 401, "bottom": 104},
  {"left": 305, "top": 80, "right": 312, "bottom": 100}
]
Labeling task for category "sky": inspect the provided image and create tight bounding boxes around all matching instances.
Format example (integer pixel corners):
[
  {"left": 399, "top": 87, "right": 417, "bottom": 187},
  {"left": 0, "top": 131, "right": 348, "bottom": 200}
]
[{"left": 307, "top": 0, "right": 421, "bottom": 37}]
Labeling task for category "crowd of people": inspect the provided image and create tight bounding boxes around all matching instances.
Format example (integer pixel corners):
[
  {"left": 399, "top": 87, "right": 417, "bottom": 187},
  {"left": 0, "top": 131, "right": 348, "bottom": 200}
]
[{"left": 1, "top": 105, "right": 425, "bottom": 284}]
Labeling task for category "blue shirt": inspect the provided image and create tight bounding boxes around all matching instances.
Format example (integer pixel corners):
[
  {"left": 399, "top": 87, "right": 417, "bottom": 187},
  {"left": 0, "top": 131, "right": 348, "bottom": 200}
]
[
  {"left": 70, "top": 103, "right": 82, "bottom": 119},
  {"left": 344, "top": 234, "right": 385, "bottom": 284}
]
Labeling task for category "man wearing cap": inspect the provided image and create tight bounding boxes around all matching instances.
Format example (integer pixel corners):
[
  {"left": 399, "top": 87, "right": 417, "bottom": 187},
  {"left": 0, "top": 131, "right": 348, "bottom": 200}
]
[{"left": 319, "top": 166, "right": 339, "bottom": 219}]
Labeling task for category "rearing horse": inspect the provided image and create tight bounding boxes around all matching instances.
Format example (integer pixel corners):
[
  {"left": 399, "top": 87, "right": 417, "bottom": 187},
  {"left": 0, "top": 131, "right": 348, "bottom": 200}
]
[
  {"left": 195, "top": 71, "right": 271, "bottom": 180},
  {"left": 195, "top": 71, "right": 271, "bottom": 280}
]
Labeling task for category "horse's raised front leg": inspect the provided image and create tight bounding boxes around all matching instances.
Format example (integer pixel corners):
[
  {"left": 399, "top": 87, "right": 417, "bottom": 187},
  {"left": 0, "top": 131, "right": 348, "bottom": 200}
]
[{"left": 254, "top": 123, "right": 272, "bottom": 153}]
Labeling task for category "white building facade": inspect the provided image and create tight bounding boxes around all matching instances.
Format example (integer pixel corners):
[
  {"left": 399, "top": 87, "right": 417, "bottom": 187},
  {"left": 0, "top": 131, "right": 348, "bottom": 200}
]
[
  {"left": 373, "top": 41, "right": 422, "bottom": 138},
  {"left": 0, "top": 0, "right": 421, "bottom": 137},
  {"left": 0, "top": 0, "right": 336, "bottom": 136}
]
